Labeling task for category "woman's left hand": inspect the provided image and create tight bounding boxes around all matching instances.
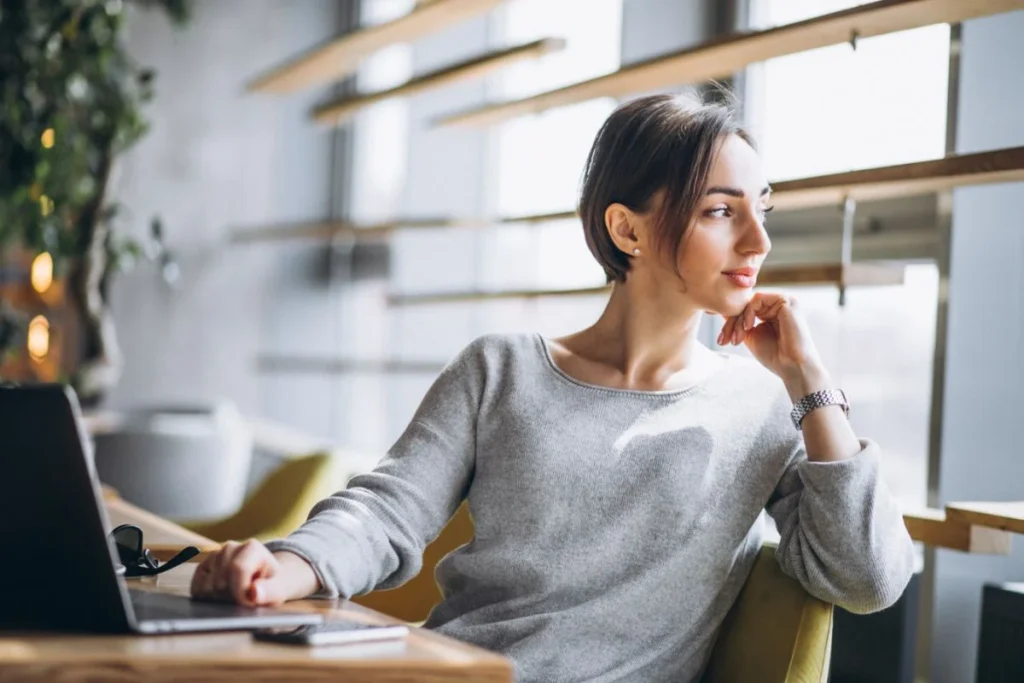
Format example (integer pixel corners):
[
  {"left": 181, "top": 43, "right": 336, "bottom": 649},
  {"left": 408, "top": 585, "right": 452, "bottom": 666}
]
[{"left": 717, "top": 292, "right": 829, "bottom": 396}]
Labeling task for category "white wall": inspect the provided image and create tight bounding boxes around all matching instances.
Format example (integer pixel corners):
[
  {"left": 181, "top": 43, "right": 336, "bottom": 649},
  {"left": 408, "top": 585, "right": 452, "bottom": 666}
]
[{"left": 108, "top": 0, "right": 343, "bottom": 420}]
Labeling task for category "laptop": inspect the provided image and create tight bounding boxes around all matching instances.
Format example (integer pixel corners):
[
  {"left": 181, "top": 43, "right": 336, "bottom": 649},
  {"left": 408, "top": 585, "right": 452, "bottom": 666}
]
[{"left": 0, "top": 383, "right": 324, "bottom": 634}]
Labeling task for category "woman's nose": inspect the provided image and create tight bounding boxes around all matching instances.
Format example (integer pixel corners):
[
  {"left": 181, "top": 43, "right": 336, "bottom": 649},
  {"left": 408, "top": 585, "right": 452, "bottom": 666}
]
[{"left": 740, "top": 215, "right": 771, "bottom": 255}]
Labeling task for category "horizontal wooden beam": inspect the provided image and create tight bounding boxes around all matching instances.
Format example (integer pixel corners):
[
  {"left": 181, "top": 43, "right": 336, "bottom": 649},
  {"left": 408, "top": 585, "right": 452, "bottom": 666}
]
[
  {"left": 230, "top": 217, "right": 477, "bottom": 244},
  {"left": 946, "top": 502, "right": 1024, "bottom": 535},
  {"left": 903, "top": 508, "right": 1013, "bottom": 554},
  {"left": 313, "top": 38, "right": 565, "bottom": 126},
  {"left": 770, "top": 146, "right": 1024, "bottom": 211},
  {"left": 386, "top": 262, "right": 905, "bottom": 307},
  {"left": 228, "top": 147, "right": 1024, "bottom": 245},
  {"left": 257, "top": 355, "right": 447, "bottom": 374},
  {"left": 247, "top": 0, "right": 511, "bottom": 94},
  {"left": 437, "top": 0, "right": 1024, "bottom": 128},
  {"left": 389, "top": 284, "right": 610, "bottom": 307}
]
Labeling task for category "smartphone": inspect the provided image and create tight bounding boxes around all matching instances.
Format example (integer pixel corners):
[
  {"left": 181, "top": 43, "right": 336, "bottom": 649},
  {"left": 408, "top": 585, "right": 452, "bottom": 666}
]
[{"left": 252, "top": 620, "right": 409, "bottom": 646}]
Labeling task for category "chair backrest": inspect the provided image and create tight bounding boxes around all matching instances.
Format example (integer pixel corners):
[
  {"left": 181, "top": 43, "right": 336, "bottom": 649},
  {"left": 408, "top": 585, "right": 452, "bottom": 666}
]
[
  {"left": 701, "top": 544, "right": 833, "bottom": 683},
  {"left": 183, "top": 452, "right": 333, "bottom": 542},
  {"left": 353, "top": 506, "right": 834, "bottom": 682},
  {"left": 92, "top": 402, "right": 252, "bottom": 520}
]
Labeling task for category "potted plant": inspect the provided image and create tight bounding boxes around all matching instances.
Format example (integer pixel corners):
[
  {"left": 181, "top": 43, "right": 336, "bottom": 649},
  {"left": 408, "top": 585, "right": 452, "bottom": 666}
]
[{"left": 0, "top": 0, "right": 189, "bottom": 404}]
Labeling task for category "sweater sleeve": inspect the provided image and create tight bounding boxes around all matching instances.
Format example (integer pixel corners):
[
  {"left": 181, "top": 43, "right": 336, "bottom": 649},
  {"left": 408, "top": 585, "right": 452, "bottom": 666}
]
[
  {"left": 765, "top": 433, "right": 916, "bottom": 614},
  {"left": 264, "top": 337, "right": 487, "bottom": 599}
]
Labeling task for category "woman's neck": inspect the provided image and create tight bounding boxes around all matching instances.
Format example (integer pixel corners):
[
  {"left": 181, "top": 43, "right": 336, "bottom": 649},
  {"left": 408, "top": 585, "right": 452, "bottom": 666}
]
[{"left": 552, "top": 279, "right": 720, "bottom": 392}]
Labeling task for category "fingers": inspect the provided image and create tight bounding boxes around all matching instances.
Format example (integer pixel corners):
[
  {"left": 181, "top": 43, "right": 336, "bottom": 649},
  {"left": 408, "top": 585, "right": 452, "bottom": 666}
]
[
  {"left": 228, "top": 540, "right": 275, "bottom": 606},
  {"left": 190, "top": 552, "right": 217, "bottom": 598},
  {"left": 190, "top": 540, "right": 259, "bottom": 603},
  {"left": 210, "top": 541, "right": 243, "bottom": 595},
  {"left": 250, "top": 575, "right": 291, "bottom": 607},
  {"left": 717, "top": 315, "right": 736, "bottom": 346},
  {"left": 720, "top": 293, "right": 798, "bottom": 346}
]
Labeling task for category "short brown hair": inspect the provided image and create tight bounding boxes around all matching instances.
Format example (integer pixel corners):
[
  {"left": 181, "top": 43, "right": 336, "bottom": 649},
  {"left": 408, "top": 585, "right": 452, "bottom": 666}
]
[{"left": 578, "top": 93, "right": 754, "bottom": 283}]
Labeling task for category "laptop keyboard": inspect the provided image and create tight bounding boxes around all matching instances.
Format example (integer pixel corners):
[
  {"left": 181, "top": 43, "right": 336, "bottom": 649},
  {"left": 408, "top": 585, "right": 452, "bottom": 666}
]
[{"left": 129, "top": 589, "right": 266, "bottom": 621}]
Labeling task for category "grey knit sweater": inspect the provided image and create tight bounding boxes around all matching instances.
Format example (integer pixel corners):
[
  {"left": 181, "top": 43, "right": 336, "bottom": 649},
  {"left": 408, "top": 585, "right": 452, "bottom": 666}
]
[{"left": 266, "top": 332, "right": 915, "bottom": 683}]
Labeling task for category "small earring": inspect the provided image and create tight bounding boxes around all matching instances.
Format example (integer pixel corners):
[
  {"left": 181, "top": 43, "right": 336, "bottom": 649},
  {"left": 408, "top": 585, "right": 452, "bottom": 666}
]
[{"left": 633, "top": 248, "right": 640, "bottom": 256}]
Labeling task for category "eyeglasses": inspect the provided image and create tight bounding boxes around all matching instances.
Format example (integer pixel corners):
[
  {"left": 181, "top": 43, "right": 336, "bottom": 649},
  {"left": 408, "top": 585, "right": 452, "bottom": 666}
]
[{"left": 109, "top": 524, "right": 199, "bottom": 578}]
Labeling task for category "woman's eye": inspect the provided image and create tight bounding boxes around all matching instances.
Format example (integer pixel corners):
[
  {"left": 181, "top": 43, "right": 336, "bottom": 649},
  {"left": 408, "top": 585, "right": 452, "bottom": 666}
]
[
  {"left": 707, "top": 207, "right": 730, "bottom": 218},
  {"left": 759, "top": 205, "right": 775, "bottom": 220}
]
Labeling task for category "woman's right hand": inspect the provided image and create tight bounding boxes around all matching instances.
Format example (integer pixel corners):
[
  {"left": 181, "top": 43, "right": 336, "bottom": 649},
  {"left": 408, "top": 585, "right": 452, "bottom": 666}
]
[{"left": 190, "top": 539, "right": 321, "bottom": 607}]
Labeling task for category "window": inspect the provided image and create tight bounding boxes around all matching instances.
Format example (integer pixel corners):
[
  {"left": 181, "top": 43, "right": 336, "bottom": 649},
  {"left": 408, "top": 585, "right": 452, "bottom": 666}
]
[
  {"left": 477, "top": 0, "right": 622, "bottom": 334},
  {"left": 735, "top": 0, "right": 951, "bottom": 510},
  {"left": 750, "top": 0, "right": 949, "bottom": 180}
]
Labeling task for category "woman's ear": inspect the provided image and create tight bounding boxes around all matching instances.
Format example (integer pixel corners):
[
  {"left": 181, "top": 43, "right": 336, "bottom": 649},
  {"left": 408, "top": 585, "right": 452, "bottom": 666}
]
[{"left": 604, "top": 203, "right": 639, "bottom": 255}]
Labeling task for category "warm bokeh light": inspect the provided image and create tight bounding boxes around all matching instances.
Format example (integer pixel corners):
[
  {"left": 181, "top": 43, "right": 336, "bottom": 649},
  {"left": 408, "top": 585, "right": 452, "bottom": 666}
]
[
  {"left": 41, "top": 128, "right": 55, "bottom": 149},
  {"left": 39, "top": 195, "right": 54, "bottom": 217},
  {"left": 31, "top": 252, "right": 53, "bottom": 293},
  {"left": 27, "top": 315, "right": 50, "bottom": 361}
]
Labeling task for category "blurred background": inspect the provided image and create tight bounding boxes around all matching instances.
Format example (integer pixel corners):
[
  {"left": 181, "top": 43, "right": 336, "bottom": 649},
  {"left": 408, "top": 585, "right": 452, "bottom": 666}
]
[{"left": 1, "top": 1, "right": 1021, "bottom": 681}]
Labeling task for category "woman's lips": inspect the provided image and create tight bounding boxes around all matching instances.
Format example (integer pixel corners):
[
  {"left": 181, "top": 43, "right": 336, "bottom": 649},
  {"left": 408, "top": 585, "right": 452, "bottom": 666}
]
[{"left": 723, "top": 271, "right": 757, "bottom": 288}]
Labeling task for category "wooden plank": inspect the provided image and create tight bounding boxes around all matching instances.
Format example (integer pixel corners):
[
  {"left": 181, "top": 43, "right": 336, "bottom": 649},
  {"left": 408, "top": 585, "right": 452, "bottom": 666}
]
[
  {"left": 389, "top": 284, "right": 611, "bottom": 307},
  {"left": 227, "top": 147, "right": 1024, "bottom": 244},
  {"left": 0, "top": 571, "right": 514, "bottom": 683},
  {"left": 385, "top": 262, "right": 905, "bottom": 307},
  {"left": 257, "top": 355, "right": 447, "bottom": 375},
  {"left": 103, "top": 498, "right": 220, "bottom": 563},
  {"left": 248, "top": 0, "right": 512, "bottom": 94},
  {"left": 437, "top": 0, "right": 1024, "bottom": 128},
  {"left": 946, "top": 502, "right": 1024, "bottom": 535},
  {"left": 313, "top": 38, "right": 565, "bottom": 126},
  {"left": 229, "top": 217, "right": 473, "bottom": 244},
  {"left": 903, "top": 508, "right": 1013, "bottom": 554},
  {"left": 770, "top": 146, "right": 1024, "bottom": 211}
]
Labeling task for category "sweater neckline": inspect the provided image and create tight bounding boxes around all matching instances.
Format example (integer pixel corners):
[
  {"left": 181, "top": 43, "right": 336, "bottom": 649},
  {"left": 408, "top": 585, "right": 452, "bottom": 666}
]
[{"left": 533, "top": 332, "right": 729, "bottom": 398}]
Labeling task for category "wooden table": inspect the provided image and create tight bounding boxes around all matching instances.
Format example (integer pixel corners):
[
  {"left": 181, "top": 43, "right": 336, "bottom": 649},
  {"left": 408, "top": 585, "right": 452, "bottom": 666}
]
[
  {"left": 945, "top": 501, "right": 1024, "bottom": 535},
  {"left": 0, "top": 564, "right": 513, "bottom": 682},
  {"left": 0, "top": 493, "right": 514, "bottom": 683},
  {"left": 902, "top": 502, "right": 1024, "bottom": 555}
]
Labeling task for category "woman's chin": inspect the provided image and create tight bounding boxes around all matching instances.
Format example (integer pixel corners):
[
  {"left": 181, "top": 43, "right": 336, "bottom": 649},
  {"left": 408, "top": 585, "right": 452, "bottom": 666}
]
[{"left": 714, "top": 292, "right": 755, "bottom": 317}]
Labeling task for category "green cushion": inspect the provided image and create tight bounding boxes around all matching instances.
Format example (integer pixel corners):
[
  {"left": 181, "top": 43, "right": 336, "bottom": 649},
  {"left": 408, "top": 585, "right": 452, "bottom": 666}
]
[{"left": 703, "top": 544, "right": 833, "bottom": 683}]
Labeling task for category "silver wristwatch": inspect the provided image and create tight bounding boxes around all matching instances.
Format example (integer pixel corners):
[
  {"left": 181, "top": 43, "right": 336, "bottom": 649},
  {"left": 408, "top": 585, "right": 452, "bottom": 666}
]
[{"left": 790, "top": 389, "right": 850, "bottom": 430}]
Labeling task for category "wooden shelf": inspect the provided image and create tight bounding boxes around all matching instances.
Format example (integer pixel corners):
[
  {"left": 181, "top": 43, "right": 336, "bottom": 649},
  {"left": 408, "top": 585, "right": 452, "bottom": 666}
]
[
  {"left": 247, "top": 0, "right": 513, "bottom": 94},
  {"left": 257, "top": 355, "right": 447, "bottom": 374},
  {"left": 230, "top": 216, "right": 477, "bottom": 244},
  {"left": 437, "top": 0, "right": 1024, "bottom": 128},
  {"left": 770, "top": 146, "right": 1024, "bottom": 211},
  {"left": 903, "top": 508, "right": 1012, "bottom": 554},
  {"left": 313, "top": 38, "right": 565, "bottom": 126},
  {"left": 945, "top": 502, "right": 1024, "bottom": 535},
  {"left": 386, "top": 262, "right": 905, "bottom": 307},
  {"left": 229, "top": 147, "right": 1024, "bottom": 245}
]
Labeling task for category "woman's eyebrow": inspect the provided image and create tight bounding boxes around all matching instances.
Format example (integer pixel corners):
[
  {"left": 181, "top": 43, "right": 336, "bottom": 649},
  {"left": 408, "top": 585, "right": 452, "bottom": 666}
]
[{"left": 705, "top": 185, "right": 772, "bottom": 197}]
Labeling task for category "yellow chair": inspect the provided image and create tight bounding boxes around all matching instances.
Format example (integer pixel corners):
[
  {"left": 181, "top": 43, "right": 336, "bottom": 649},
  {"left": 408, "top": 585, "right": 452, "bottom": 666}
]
[
  {"left": 353, "top": 503, "right": 833, "bottom": 683},
  {"left": 182, "top": 452, "right": 333, "bottom": 543}
]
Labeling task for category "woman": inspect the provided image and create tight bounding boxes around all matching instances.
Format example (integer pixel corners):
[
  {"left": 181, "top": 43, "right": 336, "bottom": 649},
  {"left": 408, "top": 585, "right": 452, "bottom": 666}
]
[{"left": 192, "top": 94, "right": 915, "bottom": 682}]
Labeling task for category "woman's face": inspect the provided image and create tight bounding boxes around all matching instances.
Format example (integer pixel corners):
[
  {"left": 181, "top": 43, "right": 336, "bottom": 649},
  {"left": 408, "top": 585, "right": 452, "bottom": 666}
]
[{"left": 647, "top": 134, "right": 773, "bottom": 317}]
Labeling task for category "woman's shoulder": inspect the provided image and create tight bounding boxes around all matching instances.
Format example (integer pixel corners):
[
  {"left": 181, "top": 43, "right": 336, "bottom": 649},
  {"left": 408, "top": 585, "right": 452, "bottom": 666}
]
[
  {"left": 456, "top": 331, "right": 539, "bottom": 360},
  {"left": 444, "top": 332, "right": 542, "bottom": 377}
]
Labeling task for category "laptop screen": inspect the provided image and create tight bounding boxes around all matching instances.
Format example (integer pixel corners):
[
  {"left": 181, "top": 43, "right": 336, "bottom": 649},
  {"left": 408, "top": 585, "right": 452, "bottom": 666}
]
[{"left": 0, "top": 384, "right": 132, "bottom": 632}]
